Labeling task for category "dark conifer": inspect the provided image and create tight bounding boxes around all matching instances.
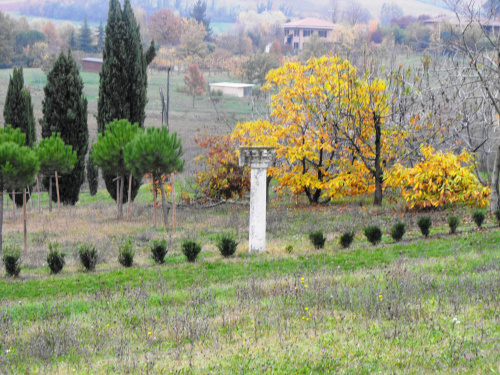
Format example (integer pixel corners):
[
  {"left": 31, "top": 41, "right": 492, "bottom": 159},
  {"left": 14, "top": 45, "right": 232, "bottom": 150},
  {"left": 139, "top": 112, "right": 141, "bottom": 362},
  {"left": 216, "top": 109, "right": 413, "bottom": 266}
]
[
  {"left": 40, "top": 49, "right": 88, "bottom": 205},
  {"left": 78, "top": 15, "right": 94, "bottom": 53},
  {"left": 3, "top": 66, "right": 37, "bottom": 206},
  {"left": 97, "top": 0, "right": 156, "bottom": 203}
]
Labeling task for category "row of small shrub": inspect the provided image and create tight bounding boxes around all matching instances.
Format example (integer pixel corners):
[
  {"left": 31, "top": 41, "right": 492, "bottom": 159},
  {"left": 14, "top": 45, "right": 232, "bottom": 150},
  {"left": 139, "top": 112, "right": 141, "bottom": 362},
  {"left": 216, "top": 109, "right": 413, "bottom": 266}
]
[
  {"left": 309, "top": 209, "right": 500, "bottom": 250},
  {"left": 2, "top": 233, "right": 240, "bottom": 277}
]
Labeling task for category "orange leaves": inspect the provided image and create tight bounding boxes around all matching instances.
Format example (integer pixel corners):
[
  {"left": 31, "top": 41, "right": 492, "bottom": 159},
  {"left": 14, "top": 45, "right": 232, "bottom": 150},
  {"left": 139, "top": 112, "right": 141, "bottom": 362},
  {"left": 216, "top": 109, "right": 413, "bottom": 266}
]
[
  {"left": 385, "top": 145, "right": 490, "bottom": 210},
  {"left": 195, "top": 134, "right": 250, "bottom": 200}
]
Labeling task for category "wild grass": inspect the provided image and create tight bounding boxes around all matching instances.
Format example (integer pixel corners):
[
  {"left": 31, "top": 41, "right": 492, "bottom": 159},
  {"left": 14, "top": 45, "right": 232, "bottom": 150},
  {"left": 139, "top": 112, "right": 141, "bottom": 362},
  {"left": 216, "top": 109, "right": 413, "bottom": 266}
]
[{"left": 0, "top": 192, "right": 499, "bottom": 373}]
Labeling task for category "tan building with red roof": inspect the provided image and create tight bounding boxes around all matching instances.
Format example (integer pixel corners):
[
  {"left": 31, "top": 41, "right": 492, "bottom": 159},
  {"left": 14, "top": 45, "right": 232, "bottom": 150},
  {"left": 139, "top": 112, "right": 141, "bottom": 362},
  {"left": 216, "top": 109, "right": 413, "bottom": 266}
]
[{"left": 281, "top": 17, "right": 340, "bottom": 51}]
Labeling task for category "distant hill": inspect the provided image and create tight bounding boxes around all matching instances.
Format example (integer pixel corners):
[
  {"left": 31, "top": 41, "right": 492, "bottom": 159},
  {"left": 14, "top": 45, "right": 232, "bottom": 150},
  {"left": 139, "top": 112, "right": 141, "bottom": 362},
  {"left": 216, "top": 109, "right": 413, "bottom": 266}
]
[{"left": 1, "top": 0, "right": 455, "bottom": 23}]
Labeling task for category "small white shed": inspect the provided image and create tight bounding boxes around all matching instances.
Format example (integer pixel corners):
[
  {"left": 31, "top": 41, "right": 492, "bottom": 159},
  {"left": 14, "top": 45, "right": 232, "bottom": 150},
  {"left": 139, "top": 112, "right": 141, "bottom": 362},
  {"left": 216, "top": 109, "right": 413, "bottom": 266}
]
[{"left": 209, "top": 82, "right": 255, "bottom": 98}]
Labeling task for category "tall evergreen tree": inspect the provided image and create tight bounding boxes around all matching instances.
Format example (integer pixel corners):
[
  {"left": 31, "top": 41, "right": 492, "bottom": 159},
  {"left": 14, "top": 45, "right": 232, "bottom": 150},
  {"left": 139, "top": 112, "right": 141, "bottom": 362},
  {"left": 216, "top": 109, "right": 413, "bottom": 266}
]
[
  {"left": 97, "top": 0, "right": 156, "bottom": 203},
  {"left": 3, "top": 66, "right": 37, "bottom": 206},
  {"left": 190, "top": 0, "right": 212, "bottom": 41},
  {"left": 40, "top": 49, "right": 88, "bottom": 205},
  {"left": 78, "top": 15, "right": 93, "bottom": 53},
  {"left": 69, "top": 29, "right": 77, "bottom": 50},
  {"left": 96, "top": 20, "right": 104, "bottom": 52}
]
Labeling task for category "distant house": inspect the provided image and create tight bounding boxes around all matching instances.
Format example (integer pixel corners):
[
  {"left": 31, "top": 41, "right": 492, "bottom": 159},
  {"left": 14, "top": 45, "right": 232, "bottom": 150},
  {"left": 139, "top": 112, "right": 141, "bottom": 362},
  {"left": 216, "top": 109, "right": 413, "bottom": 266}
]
[
  {"left": 81, "top": 57, "right": 103, "bottom": 73},
  {"left": 422, "top": 15, "right": 500, "bottom": 33},
  {"left": 281, "top": 17, "right": 340, "bottom": 51},
  {"left": 209, "top": 82, "right": 255, "bottom": 98}
]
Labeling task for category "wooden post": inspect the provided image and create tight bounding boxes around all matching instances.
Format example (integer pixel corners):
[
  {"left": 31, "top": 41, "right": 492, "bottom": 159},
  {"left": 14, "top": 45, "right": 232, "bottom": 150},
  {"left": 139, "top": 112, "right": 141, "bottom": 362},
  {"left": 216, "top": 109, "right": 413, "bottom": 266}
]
[
  {"left": 153, "top": 179, "right": 157, "bottom": 228},
  {"left": 171, "top": 173, "right": 176, "bottom": 233},
  {"left": 23, "top": 189, "right": 27, "bottom": 256},
  {"left": 37, "top": 175, "right": 41, "bottom": 213},
  {"left": 127, "top": 173, "right": 132, "bottom": 219},
  {"left": 55, "top": 171, "right": 60, "bottom": 210}
]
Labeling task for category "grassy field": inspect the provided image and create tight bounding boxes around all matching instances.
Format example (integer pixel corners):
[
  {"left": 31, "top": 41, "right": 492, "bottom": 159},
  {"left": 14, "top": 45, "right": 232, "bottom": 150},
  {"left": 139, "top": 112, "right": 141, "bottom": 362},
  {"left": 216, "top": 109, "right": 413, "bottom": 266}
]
[
  {"left": 0, "top": 67, "right": 263, "bottom": 178},
  {"left": 0, "top": 191, "right": 499, "bottom": 373}
]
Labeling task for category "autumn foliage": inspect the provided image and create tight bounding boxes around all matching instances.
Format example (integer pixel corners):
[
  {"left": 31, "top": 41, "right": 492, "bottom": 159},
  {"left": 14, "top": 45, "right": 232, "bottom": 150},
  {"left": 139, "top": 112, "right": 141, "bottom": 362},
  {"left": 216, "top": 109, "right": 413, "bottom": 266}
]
[
  {"left": 184, "top": 64, "right": 206, "bottom": 107},
  {"left": 385, "top": 145, "right": 490, "bottom": 209},
  {"left": 233, "top": 56, "right": 400, "bottom": 204},
  {"left": 195, "top": 134, "right": 250, "bottom": 200}
]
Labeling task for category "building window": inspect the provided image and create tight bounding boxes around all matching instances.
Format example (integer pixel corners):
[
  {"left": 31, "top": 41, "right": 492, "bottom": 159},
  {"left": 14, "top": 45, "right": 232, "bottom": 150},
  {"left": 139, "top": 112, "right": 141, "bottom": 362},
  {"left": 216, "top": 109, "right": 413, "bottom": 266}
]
[
  {"left": 293, "top": 42, "right": 299, "bottom": 49},
  {"left": 319, "top": 30, "right": 328, "bottom": 38},
  {"left": 303, "top": 30, "right": 312, "bottom": 37},
  {"left": 285, "top": 28, "right": 289, "bottom": 35},
  {"left": 294, "top": 29, "right": 300, "bottom": 36}
]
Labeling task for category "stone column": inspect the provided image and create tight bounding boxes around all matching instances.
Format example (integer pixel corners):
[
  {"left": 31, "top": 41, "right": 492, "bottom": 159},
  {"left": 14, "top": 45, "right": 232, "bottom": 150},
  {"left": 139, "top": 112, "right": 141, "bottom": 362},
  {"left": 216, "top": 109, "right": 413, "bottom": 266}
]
[{"left": 239, "top": 146, "right": 276, "bottom": 253}]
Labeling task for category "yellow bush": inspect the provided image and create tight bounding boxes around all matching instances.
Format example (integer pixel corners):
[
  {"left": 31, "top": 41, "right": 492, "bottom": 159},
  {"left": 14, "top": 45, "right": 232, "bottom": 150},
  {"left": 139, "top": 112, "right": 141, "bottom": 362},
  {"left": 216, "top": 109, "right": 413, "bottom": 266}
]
[{"left": 385, "top": 145, "right": 490, "bottom": 209}]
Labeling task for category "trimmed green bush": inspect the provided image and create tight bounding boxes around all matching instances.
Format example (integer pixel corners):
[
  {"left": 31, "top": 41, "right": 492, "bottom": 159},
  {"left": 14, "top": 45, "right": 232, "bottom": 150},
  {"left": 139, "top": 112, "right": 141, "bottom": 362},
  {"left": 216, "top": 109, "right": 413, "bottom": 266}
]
[
  {"left": 472, "top": 210, "right": 485, "bottom": 229},
  {"left": 448, "top": 216, "right": 459, "bottom": 234},
  {"left": 47, "top": 243, "right": 65, "bottom": 274},
  {"left": 495, "top": 209, "right": 500, "bottom": 227},
  {"left": 309, "top": 231, "right": 326, "bottom": 249},
  {"left": 150, "top": 239, "right": 168, "bottom": 264},
  {"left": 118, "top": 240, "right": 135, "bottom": 268},
  {"left": 2, "top": 245, "right": 21, "bottom": 277},
  {"left": 417, "top": 216, "right": 432, "bottom": 237},
  {"left": 78, "top": 243, "right": 98, "bottom": 271},
  {"left": 363, "top": 226, "right": 382, "bottom": 245},
  {"left": 390, "top": 222, "right": 406, "bottom": 242},
  {"left": 216, "top": 233, "right": 238, "bottom": 258},
  {"left": 339, "top": 231, "right": 355, "bottom": 249},
  {"left": 181, "top": 240, "right": 202, "bottom": 262}
]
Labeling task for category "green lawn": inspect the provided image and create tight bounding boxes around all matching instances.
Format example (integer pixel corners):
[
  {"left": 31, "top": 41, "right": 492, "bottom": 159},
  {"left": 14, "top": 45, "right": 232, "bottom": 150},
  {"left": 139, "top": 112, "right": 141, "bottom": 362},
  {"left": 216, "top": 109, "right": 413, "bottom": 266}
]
[{"left": 0, "top": 204, "right": 498, "bottom": 373}]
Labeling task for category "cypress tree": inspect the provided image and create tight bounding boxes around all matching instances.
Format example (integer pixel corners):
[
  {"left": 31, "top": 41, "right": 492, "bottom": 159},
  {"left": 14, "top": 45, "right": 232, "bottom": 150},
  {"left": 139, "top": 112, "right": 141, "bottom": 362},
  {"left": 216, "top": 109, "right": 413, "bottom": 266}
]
[
  {"left": 97, "top": 0, "right": 156, "bottom": 203},
  {"left": 3, "top": 66, "right": 37, "bottom": 206},
  {"left": 40, "top": 49, "right": 88, "bottom": 205},
  {"left": 86, "top": 145, "right": 98, "bottom": 196},
  {"left": 78, "top": 15, "right": 94, "bottom": 53},
  {"left": 96, "top": 20, "right": 104, "bottom": 52}
]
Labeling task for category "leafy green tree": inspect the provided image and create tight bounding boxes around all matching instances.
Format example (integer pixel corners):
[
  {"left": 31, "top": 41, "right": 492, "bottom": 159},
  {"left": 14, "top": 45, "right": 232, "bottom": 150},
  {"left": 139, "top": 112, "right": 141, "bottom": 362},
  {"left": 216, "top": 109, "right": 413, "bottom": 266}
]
[
  {"left": 190, "top": 0, "right": 212, "bottom": 40},
  {"left": 0, "top": 11, "right": 15, "bottom": 65},
  {"left": 97, "top": 0, "right": 156, "bottom": 204},
  {"left": 3, "top": 66, "right": 37, "bottom": 207},
  {"left": 125, "top": 126, "right": 184, "bottom": 228},
  {"left": 0, "top": 126, "right": 39, "bottom": 252},
  {"left": 86, "top": 146, "right": 98, "bottom": 196},
  {"left": 79, "top": 15, "right": 94, "bottom": 52},
  {"left": 36, "top": 133, "right": 77, "bottom": 212},
  {"left": 299, "top": 34, "right": 329, "bottom": 63},
  {"left": 40, "top": 49, "right": 88, "bottom": 205},
  {"left": 92, "top": 119, "right": 139, "bottom": 219},
  {"left": 241, "top": 53, "right": 279, "bottom": 86}
]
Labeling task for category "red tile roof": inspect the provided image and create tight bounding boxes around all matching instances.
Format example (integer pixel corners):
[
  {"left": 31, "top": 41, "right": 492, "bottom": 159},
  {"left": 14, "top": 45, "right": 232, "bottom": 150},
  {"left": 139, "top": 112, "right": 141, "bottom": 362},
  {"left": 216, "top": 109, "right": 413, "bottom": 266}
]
[{"left": 281, "top": 17, "right": 339, "bottom": 30}]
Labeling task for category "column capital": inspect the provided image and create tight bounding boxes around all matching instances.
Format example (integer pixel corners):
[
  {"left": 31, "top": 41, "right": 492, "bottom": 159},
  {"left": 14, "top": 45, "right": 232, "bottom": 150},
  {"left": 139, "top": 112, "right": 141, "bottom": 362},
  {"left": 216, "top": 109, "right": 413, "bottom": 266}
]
[{"left": 239, "top": 146, "right": 276, "bottom": 169}]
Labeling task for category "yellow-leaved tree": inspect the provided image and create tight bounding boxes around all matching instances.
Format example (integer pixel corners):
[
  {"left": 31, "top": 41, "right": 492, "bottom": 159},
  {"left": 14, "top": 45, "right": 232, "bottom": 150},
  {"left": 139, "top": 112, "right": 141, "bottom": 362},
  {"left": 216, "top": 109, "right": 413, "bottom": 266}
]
[
  {"left": 385, "top": 145, "right": 490, "bottom": 210},
  {"left": 233, "top": 56, "right": 405, "bottom": 204}
]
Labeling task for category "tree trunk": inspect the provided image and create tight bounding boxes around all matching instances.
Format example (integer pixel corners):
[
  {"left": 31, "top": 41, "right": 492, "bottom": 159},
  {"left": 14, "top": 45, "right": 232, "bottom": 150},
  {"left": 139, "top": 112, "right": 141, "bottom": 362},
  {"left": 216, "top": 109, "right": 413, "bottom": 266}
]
[
  {"left": 0, "top": 192, "right": 3, "bottom": 253},
  {"left": 266, "top": 175, "right": 272, "bottom": 204},
  {"left": 491, "top": 144, "right": 500, "bottom": 212},
  {"left": 159, "top": 177, "right": 169, "bottom": 229},
  {"left": 192, "top": 95, "right": 195, "bottom": 108},
  {"left": 23, "top": 189, "right": 27, "bottom": 257},
  {"left": 118, "top": 176, "right": 124, "bottom": 220},
  {"left": 48, "top": 177, "right": 53, "bottom": 213},
  {"left": 37, "top": 175, "right": 40, "bottom": 213},
  {"left": 55, "top": 171, "right": 60, "bottom": 210},
  {"left": 127, "top": 173, "right": 132, "bottom": 219},
  {"left": 374, "top": 113, "right": 383, "bottom": 206},
  {"left": 152, "top": 178, "right": 157, "bottom": 228},
  {"left": 12, "top": 190, "right": 15, "bottom": 219},
  {"left": 116, "top": 177, "right": 119, "bottom": 219}
]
